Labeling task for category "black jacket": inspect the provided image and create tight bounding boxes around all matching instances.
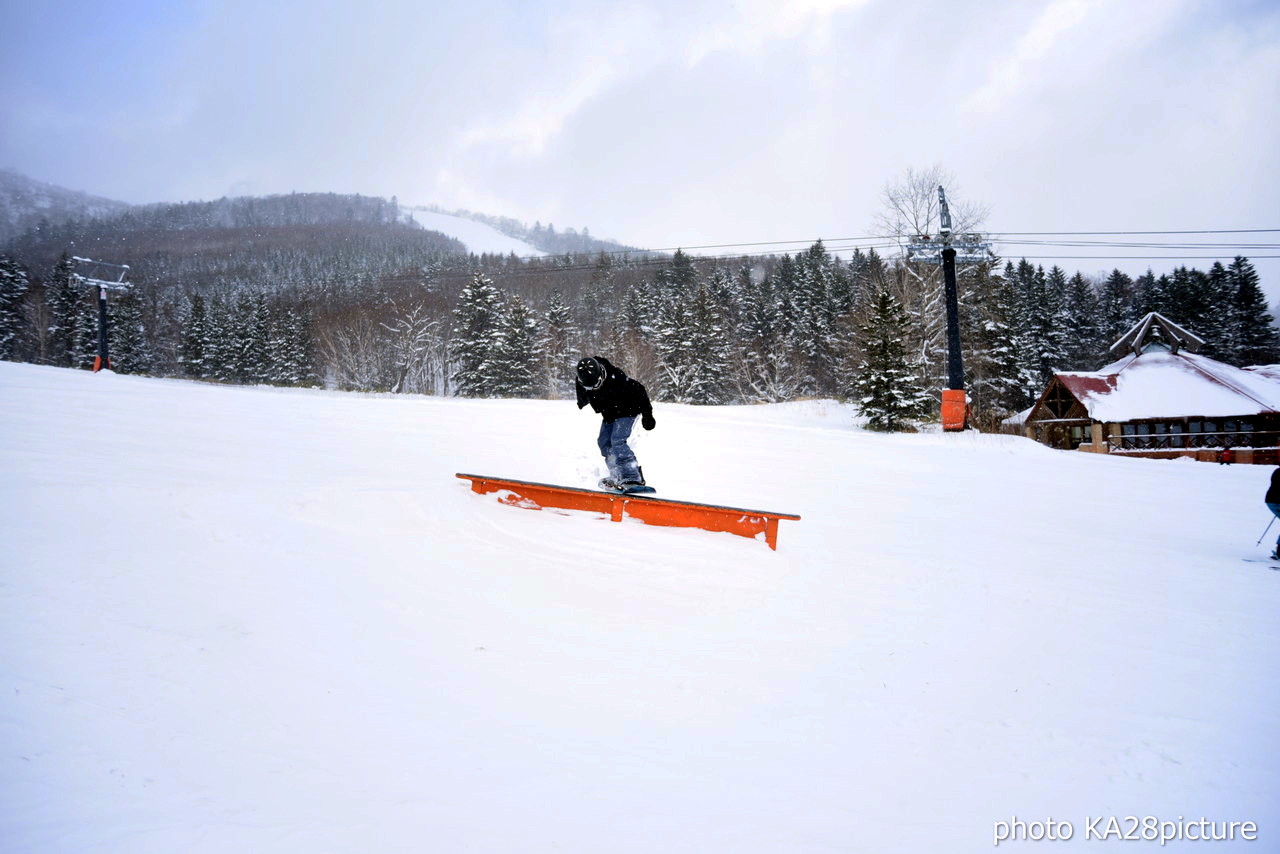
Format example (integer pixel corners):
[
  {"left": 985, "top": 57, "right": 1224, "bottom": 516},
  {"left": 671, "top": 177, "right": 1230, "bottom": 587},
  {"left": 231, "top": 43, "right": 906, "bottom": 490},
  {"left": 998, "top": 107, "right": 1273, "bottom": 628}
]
[
  {"left": 576, "top": 356, "right": 653, "bottom": 423},
  {"left": 1266, "top": 468, "right": 1280, "bottom": 504}
]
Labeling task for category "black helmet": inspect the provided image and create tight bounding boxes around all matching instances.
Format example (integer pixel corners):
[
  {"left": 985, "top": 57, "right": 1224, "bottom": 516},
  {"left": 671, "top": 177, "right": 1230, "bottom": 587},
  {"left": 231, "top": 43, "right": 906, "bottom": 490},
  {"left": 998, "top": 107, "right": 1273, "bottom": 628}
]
[{"left": 576, "top": 357, "right": 606, "bottom": 390}]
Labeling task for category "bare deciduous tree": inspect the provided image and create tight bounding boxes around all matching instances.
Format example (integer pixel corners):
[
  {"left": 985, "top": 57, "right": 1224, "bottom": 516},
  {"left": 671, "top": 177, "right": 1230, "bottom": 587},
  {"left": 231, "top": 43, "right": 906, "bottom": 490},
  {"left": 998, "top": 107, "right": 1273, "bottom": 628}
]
[
  {"left": 874, "top": 165, "right": 990, "bottom": 391},
  {"left": 381, "top": 300, "right": 444, "bottom": 394},
  {"left": 317, "top": 316, "right": 388, "bottom": 391}
]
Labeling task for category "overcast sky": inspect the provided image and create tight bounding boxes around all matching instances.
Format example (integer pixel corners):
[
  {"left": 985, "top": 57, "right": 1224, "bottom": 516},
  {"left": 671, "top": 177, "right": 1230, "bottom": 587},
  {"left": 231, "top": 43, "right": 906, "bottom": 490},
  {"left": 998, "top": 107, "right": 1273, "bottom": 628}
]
[{"left": 3, "top": 0, "right": 1278, "bottom": 289}]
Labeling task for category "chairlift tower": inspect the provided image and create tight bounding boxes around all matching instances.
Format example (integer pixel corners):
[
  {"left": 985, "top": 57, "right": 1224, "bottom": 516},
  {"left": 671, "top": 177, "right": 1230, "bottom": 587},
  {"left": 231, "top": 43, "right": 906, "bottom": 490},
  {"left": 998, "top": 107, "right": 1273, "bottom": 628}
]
[
  {"left": 904, "top": 187, "right": 992, "bottom": 431},
  {"left": 69, "top": 257, "right": 131, "bottom": 372}
]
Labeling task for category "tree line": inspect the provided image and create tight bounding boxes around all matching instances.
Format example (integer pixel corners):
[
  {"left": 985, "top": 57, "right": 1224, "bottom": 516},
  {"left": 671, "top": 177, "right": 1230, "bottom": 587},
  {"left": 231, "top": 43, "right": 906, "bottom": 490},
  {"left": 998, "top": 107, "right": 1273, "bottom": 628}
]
[{"left": 1, "top": 188, "right": 1276, "bottom": 431}]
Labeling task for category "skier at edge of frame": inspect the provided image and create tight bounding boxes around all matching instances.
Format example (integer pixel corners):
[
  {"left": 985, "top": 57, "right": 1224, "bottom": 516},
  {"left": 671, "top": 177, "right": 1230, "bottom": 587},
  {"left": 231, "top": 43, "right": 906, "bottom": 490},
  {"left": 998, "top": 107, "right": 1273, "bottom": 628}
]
[
  {"left": 1264, "top": 464, "right": 1280, "bottom": 559},
  {"left": 575, "top": 356, "right": 656, "bottom": 490}
]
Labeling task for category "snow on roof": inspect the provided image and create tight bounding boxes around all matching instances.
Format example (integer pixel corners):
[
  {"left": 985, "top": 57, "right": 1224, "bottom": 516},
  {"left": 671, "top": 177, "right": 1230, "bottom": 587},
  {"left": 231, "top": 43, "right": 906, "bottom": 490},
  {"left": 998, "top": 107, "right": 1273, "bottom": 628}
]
[
  {"left": 1242, "top": 364, "right": 1280, "bottom": 383},
  {"left": 1002, "top": 404, "right": 1035, "bottom": 427},
  {"left": 1052, "top": 350, "right": 1280, "bottom": 422}
]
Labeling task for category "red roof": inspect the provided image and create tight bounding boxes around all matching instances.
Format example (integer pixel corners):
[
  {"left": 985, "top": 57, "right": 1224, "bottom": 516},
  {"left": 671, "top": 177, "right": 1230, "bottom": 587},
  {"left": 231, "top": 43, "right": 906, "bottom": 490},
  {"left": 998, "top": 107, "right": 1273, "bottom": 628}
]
[{"left": 1056, "top": 373, "right": 1117, "bottom": 401}]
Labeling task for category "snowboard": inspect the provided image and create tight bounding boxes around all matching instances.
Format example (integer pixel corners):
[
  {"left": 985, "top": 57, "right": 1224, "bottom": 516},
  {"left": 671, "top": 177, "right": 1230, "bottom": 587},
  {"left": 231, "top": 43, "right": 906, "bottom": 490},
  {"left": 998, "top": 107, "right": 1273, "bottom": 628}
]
[{"left": 599, "top": 477, "right": 656, "bottom": 495}]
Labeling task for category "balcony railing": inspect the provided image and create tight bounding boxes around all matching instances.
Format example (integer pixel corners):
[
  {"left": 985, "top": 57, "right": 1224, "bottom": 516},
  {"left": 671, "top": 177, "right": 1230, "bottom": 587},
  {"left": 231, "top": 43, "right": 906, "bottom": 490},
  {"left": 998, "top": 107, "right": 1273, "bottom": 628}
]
[{"left": 1107, "top": 430, "right": 1280, "bottom": 452}]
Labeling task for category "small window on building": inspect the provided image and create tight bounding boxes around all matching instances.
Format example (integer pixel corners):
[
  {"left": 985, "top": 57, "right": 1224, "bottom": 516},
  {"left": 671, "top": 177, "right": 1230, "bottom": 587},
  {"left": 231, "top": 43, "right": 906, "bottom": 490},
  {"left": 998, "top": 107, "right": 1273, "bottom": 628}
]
[{"left": 1188, "top": 421, "right": 1201, "bottom": 433}]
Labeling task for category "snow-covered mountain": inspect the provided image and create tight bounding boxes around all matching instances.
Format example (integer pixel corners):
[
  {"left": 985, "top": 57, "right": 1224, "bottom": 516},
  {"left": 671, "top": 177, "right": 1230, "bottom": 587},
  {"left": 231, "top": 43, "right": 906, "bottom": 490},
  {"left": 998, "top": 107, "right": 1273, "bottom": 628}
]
[
  {"left": 0, "top": 170, "right": 633, "bottom": 263},
  {"left": 0, "top": 169, "right": 132, "bottom": 245},
  {"left": 2, "top": 361, "right": 1276, "bottom": 852}
]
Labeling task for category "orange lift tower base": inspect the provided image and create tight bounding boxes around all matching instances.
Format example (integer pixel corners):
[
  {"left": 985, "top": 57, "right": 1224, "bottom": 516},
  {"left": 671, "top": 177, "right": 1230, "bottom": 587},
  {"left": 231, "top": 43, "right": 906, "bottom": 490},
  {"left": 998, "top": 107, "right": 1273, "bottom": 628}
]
[
  {"left": 456, "top": 473, "right": 801, "bottom": 550},
  {"left": 941, "top": 389, "right": 970, "bottom": 432}
]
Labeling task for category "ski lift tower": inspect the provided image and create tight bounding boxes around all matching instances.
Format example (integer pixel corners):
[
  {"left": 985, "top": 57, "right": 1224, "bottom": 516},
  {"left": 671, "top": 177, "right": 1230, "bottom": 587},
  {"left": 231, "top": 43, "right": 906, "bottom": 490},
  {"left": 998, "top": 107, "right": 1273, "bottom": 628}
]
[
  {"left": 69, "top": 257, "right": 131, "bottom": 372},
  {"left": 904, "top": 187, "right": 991, "bottom": 431}
]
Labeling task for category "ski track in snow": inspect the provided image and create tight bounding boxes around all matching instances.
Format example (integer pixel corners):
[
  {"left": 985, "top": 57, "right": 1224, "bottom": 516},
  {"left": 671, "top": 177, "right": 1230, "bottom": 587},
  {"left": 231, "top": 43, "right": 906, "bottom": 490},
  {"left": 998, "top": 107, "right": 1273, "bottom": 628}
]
[
  {"left": 1, "top": 362, "right": 1277, "bottom": 853},
  {"left": 405, "top": 208, "right": 544, "bottom": 257}
]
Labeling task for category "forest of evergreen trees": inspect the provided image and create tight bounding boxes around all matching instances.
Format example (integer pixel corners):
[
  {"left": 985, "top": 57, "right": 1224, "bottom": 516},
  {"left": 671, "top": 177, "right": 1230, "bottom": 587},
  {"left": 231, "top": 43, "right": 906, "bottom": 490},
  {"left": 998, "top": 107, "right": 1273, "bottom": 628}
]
[{"left": 1, "top": 190, "right": 1277, "bottom": 431}]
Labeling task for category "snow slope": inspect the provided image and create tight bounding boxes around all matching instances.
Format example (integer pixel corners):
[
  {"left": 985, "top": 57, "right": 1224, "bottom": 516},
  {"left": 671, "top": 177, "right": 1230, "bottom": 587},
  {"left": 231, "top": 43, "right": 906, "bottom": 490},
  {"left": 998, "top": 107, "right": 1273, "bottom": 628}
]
[
  {"left": 404, "top": 206, "right": 544, "bottom": 257},
  {"left": 1, "top": 362, "right": 1277, "bottom": 853}
]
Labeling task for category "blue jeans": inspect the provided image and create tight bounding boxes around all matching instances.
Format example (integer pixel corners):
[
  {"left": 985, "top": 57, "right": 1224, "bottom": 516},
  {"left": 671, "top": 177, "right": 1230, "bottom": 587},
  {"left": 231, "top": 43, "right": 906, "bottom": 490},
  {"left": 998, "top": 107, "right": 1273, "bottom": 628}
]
[{"left": 598, "top": 416, "right": 641, "bottom": 483}]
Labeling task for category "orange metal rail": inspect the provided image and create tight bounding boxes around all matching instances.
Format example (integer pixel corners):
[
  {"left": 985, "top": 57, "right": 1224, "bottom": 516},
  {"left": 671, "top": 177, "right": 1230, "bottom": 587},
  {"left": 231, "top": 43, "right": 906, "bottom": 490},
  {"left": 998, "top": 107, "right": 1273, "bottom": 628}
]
[{"left": 456, "top": 473, "right": 801, "bottom": 550}]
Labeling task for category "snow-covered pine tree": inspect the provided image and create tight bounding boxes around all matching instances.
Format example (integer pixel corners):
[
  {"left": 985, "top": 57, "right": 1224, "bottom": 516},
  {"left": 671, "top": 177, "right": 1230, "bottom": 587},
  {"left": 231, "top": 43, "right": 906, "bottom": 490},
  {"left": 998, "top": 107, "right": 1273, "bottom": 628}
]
[
  {"left": 850, "top": 287, "right": 930, "bottom": 432},
  {"left": 1001, "top": 261, "right": 1041, "bottom": 402},
  {"left": 655, "top": 249, "right": 697, "bottom": 304},
  {"left": 267, "top": 305, "right": 313, "bottom": 387},
  {"left": 1164, "top": 266, "right": 1214, "bottom": 336},
  {"left": 449, "top": 273, "right": 505, "bottom": 397},
  {"left": 1229, "top": 256, "right": 1280, "bottom": 366},
  {"left": 45, "top": 254, "right": 81, "bottom": 367},
  {"left": 539, "top": 289, "right": 577, "bottom": 399},
  {"left": 1131, "top": 269, "right": 1161, "bottom": 317},
  {"left": 580, "top": 252, "right": 616, "bottom": 339},
  {"left": 108, "top": 290, "right": 154, "bottom": 374},
  {"left": 1061, "top": 272, "right": 1102, "bottom": 369},
  {"left": 653, "top": 296, "right": 694, "bottom": 402},
  {"left": 1099, "top": 269, "right": 1135, "bottom": 344},
  {"left": 617, "top": 283, "right": 651, "bottom": 335},
  {"left": 790, "top": 241, "right": 841, "bottom": 395},
  {"left": 680, "top": 284, "right": 734, "bottom": 405},
  {"left": 771, "top": 254, "right": 801, "bottom": 375},
  {"left": 1201, "top": 261, "right": 1235, "bottom": 361},
  {"left": 232, "top": 294, "right": 270, "bottom": 384},
  {"left": 1038, "top": 265, "right": 1070, "bottom": 379},
  {"left": 704, "top": 266, "right": 740, "bottom": 330},
  {"left": 489, "top": 295, "right": 540, "bottom": 398},
  {"left": 966, "top": 262, "right": 1034, "bottom": 422},
  {"left": 179, "top": 294, "right": 209, "bottom": 378},
  {"left": 0, "top": 254, "right": 31, "bottom": 361},
  {"left": 845, "top": 248, "right": 871, "bottom": 312},
  {"left": 70, "top": 293, "right": 103, "bottom": 370},
  {"left": 738, "top": 266, "right": 799, "bottom": 402},
  {"left": 202, "top": 297, "right": 236, "bottom": 381}
]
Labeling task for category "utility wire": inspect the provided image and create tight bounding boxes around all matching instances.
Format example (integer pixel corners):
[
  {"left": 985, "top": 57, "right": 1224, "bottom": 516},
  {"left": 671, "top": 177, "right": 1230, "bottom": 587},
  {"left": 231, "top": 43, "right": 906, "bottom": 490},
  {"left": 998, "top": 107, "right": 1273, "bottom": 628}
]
[
  {"left": 469, "top": 229, "right": 1280, "bottom": 265},
  {"left": 121, "top": 228, "right": 1280, "bottom": 293}
]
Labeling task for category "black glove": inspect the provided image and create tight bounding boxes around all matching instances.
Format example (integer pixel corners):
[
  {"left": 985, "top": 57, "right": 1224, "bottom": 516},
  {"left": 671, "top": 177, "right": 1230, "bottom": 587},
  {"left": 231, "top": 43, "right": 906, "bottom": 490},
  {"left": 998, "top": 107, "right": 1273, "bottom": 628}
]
[{"left": 641, "top": 413, "right": 656, "bottom": 431}]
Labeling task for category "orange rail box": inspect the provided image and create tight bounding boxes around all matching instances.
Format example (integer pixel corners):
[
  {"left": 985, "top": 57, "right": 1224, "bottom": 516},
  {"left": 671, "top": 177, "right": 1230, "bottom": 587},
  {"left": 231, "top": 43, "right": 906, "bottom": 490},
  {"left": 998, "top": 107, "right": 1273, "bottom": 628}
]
[{"left": 456, "top": 473, "right": 801, "bottom": 550}]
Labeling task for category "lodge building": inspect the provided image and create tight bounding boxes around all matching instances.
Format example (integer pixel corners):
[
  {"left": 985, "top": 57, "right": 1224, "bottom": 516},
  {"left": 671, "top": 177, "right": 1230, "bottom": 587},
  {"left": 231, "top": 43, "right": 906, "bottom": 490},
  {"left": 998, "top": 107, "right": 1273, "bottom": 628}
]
[{"left": 1019, "top": 313, "right": 1280, "bottom": 464}]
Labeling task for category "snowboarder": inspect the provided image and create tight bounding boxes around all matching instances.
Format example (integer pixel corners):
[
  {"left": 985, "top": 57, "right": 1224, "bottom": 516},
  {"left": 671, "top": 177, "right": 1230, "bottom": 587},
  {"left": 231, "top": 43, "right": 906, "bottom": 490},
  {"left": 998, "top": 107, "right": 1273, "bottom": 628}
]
[
  {"left": 1265, "top": 465, "right": 1280, "bottom": 559},
  {"left": 575, "top": 356, "right": 656, "bottom": 492}
]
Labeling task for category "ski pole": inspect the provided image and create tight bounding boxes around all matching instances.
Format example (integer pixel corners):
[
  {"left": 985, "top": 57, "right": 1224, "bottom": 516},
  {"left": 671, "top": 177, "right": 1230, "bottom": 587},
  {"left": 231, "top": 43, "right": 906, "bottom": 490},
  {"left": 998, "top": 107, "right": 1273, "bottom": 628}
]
[{"left": 1257, "top": 515, "right": 1277, "bottom": 546}]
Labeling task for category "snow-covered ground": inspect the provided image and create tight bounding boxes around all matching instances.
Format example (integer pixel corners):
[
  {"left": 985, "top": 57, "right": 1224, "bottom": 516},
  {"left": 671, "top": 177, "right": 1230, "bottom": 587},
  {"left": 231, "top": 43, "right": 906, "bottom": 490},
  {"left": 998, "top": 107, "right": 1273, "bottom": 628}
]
[
  {"left": 403, "top": 206, "right": 544, "bottom": 257},
  {"left": 1, "top": 361, "right": 1277, "bottom": 853}
]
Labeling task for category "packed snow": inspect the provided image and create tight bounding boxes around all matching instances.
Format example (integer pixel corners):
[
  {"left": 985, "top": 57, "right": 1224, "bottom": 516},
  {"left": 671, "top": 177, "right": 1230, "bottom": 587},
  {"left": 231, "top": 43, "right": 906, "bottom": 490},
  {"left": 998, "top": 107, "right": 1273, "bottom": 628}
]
[
  {"left": 1, "top": 361, "right": 1277, "bottom": 853},
  {"left": 402, "top": 206, "right": 544, "bottom": 257}
]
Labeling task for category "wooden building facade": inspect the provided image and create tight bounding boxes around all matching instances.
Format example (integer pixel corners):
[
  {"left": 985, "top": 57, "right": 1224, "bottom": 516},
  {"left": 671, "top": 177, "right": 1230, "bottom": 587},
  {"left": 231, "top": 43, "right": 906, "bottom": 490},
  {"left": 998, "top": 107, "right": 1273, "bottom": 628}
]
[{"left": 1022, "top": 313, "right": 1280, "bottom": 464}]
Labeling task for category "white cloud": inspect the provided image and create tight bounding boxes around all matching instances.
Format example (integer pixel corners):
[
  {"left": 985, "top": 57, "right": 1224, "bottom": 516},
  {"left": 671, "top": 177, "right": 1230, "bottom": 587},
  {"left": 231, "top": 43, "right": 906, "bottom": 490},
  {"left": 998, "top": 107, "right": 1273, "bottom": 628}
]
[
  {"left": 453, "top": 6, "right": 660, "bottom": 158},
  {"left": 684, "top": 0, "right": 871, "bottom": 66},
  {"left": 960, "top": 0, "right": 1105, "bottom": 115},
  {"left": 456, "top": 56, "right": 620, "bottom": 157},
  {"left": 454, "top": 0, "right": 871, "bottom": 159},
  {"left": 431, "top": 166, "right": 558, "bottom": 226}
]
